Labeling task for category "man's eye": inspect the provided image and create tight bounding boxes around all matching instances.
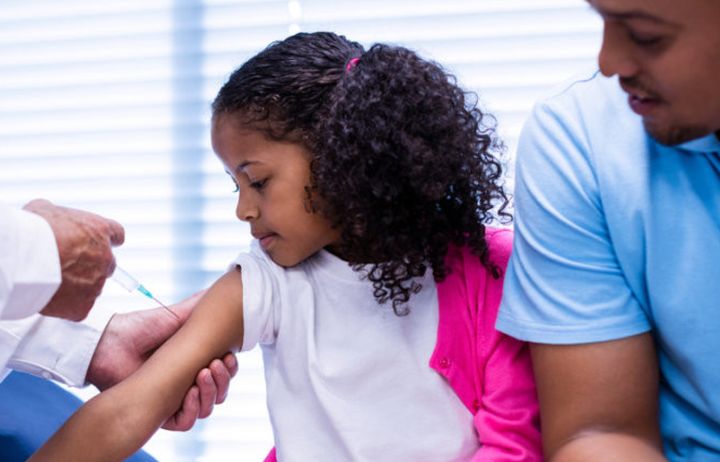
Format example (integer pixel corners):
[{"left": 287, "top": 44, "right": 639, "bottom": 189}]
[{"left": 628, "top": 32, "right": 663, "bottom": 47}]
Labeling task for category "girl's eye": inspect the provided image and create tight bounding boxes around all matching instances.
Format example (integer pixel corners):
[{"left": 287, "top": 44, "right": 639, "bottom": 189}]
[{"left": 250, "top": 178, "right": 268, "bottom": 190}]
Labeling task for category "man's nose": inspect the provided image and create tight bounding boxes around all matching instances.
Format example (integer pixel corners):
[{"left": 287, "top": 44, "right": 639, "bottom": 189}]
[{"left": 598, "top": 21, "right": 640, "bottom": 79}]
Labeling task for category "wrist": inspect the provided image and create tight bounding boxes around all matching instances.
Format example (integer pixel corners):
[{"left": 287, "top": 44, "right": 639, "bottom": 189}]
[{"left": 86, "top": 313, "right": 122, "bottom": 389}]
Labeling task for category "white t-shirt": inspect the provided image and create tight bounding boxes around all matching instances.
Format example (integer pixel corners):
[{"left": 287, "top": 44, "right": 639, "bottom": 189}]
[{"left": 235, "top": 241, "right": 478, "bottom": 462}]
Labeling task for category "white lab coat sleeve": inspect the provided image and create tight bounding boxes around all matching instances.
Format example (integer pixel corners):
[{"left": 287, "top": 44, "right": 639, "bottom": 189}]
[
  {"left": 0, "top": 204, "right": 62, "bottom": 320},
  {"left": 0, "top": 305, "right": 114, "bottom": 386}
]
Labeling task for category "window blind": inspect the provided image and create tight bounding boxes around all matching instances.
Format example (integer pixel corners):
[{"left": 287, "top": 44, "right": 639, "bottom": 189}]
[{"left": 0, "top": 1, "right": 601, "bottom": 460}]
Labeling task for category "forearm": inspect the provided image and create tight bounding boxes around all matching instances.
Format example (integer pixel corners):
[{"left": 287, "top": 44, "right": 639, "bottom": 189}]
[
  {"left": 29, "top": 383, "right": 169, "bottom": 462},
  {"left": 31, "top": 271, "right": 245, "bottom": 461},
  {"left": 31, "top": 341, "right": 217, "bottom": 461},
  {"left": 552, "top": 432, "right": 666, "bottom": 462},
  {"left": 31, "top": 357, "right": 210, "bottom": 462}
]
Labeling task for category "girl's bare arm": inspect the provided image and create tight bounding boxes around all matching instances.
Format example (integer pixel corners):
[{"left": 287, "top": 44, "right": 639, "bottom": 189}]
[{"left": 29, "top": 269, "right": 246, "bottom": 462}]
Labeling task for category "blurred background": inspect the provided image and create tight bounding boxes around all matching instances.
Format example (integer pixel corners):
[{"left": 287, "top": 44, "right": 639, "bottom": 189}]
[{"left": 0, "top": 1, "right": 601, "bottom": 460}]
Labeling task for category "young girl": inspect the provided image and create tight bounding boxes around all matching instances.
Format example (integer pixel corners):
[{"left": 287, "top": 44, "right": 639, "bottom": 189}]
[{"left": 31, "top": 32, "right": 541, "bottom": 461}]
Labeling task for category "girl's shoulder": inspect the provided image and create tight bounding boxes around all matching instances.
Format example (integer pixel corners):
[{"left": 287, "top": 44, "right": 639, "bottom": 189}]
[
  {"left": 484, "top": 226, "right": 513, "bottom": 269},
  {"left": 446, "top": 226, "right": 513, "bottom": 274}
]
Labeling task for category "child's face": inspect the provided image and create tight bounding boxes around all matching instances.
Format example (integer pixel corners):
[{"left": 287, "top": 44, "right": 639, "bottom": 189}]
[{"left": 212, "top": 115, "right": 341, "bottom": 267}]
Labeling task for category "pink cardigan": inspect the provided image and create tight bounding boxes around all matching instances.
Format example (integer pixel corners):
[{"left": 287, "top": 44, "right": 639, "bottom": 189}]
[
  {"left": 266, "top": 228, "right": 541, "bottom": 461},
  {"left": 431, "top": 228, "right": 541, "bottom": 460}
]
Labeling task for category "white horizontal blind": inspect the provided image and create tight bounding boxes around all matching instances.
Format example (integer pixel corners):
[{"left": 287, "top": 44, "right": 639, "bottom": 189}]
[{"left": 0, "top": 1, "right": 601, "bottom": 461}]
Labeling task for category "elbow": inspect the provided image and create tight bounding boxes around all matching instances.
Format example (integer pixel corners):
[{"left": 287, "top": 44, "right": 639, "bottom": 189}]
[{"left": 550, "top": 430, "right": 666, "bottom": 462}]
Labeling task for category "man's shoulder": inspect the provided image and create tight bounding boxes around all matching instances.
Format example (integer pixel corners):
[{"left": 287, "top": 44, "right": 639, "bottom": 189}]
[
  {"left": 538, "top": 69, "right": 623, "bottom": 109},
  {"left": 520, "top": 70, "right": 648, "bottom": 171},
  {"left": 531, "top": 71, "right": 636, "bottom": 132}
]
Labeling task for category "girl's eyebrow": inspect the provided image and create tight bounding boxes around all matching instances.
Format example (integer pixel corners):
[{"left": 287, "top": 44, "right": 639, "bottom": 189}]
[{"left": 235, "top": 160, "right": 259, "bottom": 174}]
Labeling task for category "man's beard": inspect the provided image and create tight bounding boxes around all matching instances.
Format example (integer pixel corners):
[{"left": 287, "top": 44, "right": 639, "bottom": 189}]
[
  {"left": 620, "top": 77, "right": 715, "bottom": 146},
  {"left": 643, "top": 118, "right": 712, "bottom": 146}
]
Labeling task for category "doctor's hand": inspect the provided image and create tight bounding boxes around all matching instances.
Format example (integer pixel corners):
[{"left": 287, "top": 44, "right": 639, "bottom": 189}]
[
  {"left": 23, "top": 199, "right": 124, "bottom": 321},
  {"left": 86, "top": 291, "right": 239, "bottom": 431}
]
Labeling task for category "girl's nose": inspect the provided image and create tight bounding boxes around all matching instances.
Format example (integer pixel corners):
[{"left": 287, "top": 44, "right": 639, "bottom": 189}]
[
  {"left": 236, "top": 195, "right": 259, "bottom": 222},
  {"left": 598, "top": 21, "right": 640, "bottom": 79}
]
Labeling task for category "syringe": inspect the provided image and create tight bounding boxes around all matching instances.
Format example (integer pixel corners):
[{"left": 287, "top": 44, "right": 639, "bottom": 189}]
[{"left": 111, "top": 266, "right": 179, "bottom": 320}]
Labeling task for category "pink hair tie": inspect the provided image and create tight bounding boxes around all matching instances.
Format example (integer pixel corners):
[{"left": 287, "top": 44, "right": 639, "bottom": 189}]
[{"left": 345, "top": 57, "right": 360, "bottom": 73}]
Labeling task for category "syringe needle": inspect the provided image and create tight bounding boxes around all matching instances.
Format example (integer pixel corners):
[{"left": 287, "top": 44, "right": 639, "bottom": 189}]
[
  {"left": 112, "top": 266, "right": 179, "bottom": 321},
  {"left": 156, "top": 299, "right": 180, "bottom": 321},
  {"left": 158, "top": 300, "right": 180, "bottom": 321},
  {"left": 137, "top": 285, "right": 179, "bottom": 321}
]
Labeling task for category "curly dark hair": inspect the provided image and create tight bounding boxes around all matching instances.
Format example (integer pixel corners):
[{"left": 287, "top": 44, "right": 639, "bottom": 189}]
[{"left": 213, "top": 32, "right": 510, "bottom": 315}]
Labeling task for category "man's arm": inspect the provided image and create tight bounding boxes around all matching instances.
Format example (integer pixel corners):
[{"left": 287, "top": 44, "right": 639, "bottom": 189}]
[
  {"left": 496, "top": 82, "right": 668, "bottom": 461},
  {"left": 554, "top": 433, "right": 666, "bottom": 462},
  {"left": 531, "top": 334, "right": 665, "bottom": 461}
]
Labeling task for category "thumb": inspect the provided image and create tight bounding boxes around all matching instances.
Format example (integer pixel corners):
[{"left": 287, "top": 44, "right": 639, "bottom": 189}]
[{"left": 107, "top": 218, "right": 126, "bottom": 246}]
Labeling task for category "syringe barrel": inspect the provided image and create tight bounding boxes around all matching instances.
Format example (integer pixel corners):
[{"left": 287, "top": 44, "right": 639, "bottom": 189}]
[{"left": 111, "top": 266, "right": 140, "bottom": 292}]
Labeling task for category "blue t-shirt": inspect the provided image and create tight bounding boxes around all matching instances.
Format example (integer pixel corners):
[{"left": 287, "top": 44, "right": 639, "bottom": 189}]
[{"left": 497, "top": 71, "right": 720, "bottom": 461}]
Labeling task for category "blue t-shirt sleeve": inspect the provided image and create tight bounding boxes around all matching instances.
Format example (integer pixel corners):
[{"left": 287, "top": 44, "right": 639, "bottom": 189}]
[{"left": 497, "top": 94, "right": 651, "bottom": 344}]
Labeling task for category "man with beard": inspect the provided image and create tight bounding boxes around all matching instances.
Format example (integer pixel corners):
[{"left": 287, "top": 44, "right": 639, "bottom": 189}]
[{"left": 497, "top": 0, "right": 720, "bottom": 460}]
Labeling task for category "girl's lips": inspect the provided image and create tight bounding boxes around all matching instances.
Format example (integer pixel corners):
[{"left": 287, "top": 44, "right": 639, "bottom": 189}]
[{"left": 258, "top": 233, "right": 276, "bottom": 249}]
